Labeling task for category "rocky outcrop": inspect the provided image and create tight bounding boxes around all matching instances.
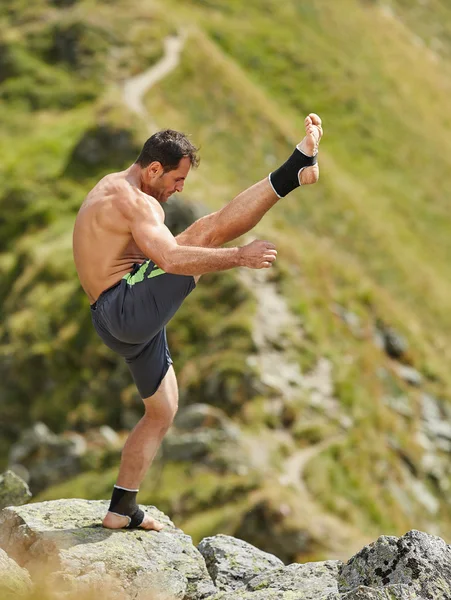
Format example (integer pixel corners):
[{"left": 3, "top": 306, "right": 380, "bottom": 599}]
[
  {"left": 0, "top": 499, "right": 215, "bottom": 599},
  {"left": 8, "top": 422, "right": 123, "bottom": 494},
  {"left": 0, "top": 470, "right": 31, "bottom": 510},
  {"left": 339, "top": 530, "right": 451, "bottom": 599},
  {"left": 198, "top": 534, "right": 283, "bottom": 592},
  {"left": 163, "top": 404, "right": 248, "bottom": 473},
  {"left": 0, "top": 548, "right": 32, "bottom": 598},
  {"left": 0, "top": 500, "right": 450, "bottom": 599}
]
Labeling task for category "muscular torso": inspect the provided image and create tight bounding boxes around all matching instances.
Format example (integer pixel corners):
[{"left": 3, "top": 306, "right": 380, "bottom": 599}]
[{"left": 73, "top": 171, "right": 164, "bottom": 304}]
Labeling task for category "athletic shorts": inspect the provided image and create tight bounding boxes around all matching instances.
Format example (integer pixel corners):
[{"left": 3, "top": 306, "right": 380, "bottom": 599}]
[{"left": 90, "top": 260, "right": 196, "bottom": 398}]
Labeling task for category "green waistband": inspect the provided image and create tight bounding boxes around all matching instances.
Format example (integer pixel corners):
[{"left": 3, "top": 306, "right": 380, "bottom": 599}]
[{"left": 123, "top": 261, "right": 165, "bottom": 286}]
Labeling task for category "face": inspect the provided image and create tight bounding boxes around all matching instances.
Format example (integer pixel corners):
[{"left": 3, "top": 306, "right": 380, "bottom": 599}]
[{"left": 145, "top": 157, "right": 191, "bottom": 203}]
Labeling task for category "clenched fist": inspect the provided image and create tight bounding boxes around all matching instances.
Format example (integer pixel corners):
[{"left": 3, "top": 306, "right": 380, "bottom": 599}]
[{"left": 239, "top": 240, "right": 277, "bottom": 269}]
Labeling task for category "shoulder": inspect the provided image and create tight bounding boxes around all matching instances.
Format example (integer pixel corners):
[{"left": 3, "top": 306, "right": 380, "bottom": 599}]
[{"left": 113, "top": 181, "right": 161, "bottom": 223}]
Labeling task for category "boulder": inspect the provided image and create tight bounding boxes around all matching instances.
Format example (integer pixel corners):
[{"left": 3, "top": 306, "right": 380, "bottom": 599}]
[
  {"left": 198, "top": 534, "right": 283, "bottom": 592},
  {"left": 246, "top": 560, "right": 341, "bottom": 598},
  {"left": 238, "top": 498, "right": 312, "bottom": 563},
  {"left": 340, "top": 585, "right": 418, "bottom": 599},
  {"left": 8, "top": 422, "right": 85, "bottom": 493},
  {"left": 339, "top": 529, "right": 451, "bottom": 598},
  {"left": 0, "top": 500, "right": 449, "bottom": 600},
  {"left": 174, "top": 404, "right": 238, "bottom": 435},
  {"left": 0, "top": 499, "right": 216, "bottom": 600},
  {"left": 163, "top": 405, "right": 247, "bottom": 473},
  {"left": 0, "top": 548, "right": 32, "bottom": 598},
  {"left": 163, "top": 197, "right": 206, "bottom": 237},
  {"left": 205, "top": 560, "right": 342, "bottom": 599},
  {"left": 0, "top": 470, "right": 31, "bottom": 510}
]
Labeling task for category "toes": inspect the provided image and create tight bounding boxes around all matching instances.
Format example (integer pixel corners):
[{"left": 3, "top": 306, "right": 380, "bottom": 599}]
[
  {"left": 142, "top": 517, "right": 164, "bottom": 531},
  {"left": 309, "top": 112, "right": 322, "bottom": 127}
]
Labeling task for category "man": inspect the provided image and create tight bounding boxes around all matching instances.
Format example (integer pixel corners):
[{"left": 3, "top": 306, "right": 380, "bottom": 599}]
[{"left": 73, "top": 113, "right": 323, "bottom": 531}]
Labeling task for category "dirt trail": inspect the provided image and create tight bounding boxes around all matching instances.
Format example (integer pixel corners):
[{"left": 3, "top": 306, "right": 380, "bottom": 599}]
[
  {"left": 240, "top": 266, "right": 371, "bottom": 558},
  {"left": 123, "top": 33, "right": 186, "bottom": 128}
]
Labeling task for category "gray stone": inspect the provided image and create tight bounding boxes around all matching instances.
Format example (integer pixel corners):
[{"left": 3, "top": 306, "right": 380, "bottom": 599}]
[
  {"left": 332, "top": 304, "right": 362, "bottom": 336},
  {"left": 247, "top": 561, "right": 342, "bottom": 597},
  {"left": 204, "top": 559, "right": 342, "bottom": 599},
  {"left": 208, "top": 593, "right": 339, "bottom": 600},
  {"left": 0, "top": 499, "right": 216, "bottom": 600},
  {"left": 0, "top": 470, "right": 31, "bottom": 510},
  {"left": 239, "top": 499, "right": 312, "bottom": 564},
  {"left": 340, "top": 585, "right": 420, "bottom": 599},
  {"left": 383, "top": 329, "right": 408, "bottom": 360},
  {"left": 395, "top": 366, "right": 422, "bottom": 387},
  {"left": 163, "top": 196, "right": 206, "bottom": 237},
  {"left": 85, "top": 425, "right": 120, "bottom": 448},
  {"left": 339, "top": 529, "right": 451, "bottom": 599},
  {"left": 174, "top": 404, "right": 238, "bottom": 437},
  {"left": 0, "top": 548, "right": 32, "bottom": 598},
  {"left": 8, "top": 422, "right": 84, "bottom": 493},
  {"left": 198, "top": 534, "right": 283, "bottom": 592}
]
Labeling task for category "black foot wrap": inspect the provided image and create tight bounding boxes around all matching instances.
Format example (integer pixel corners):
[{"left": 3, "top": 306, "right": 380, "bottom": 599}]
[
  {"left": 269, "top": 146, "right": 318, "bottom": 198},
  {"left": 126, "top": 507, "right": 145, "bottom": 529},
  {"left": 109, "top": 485, "right": 145, "bottom": 529}
]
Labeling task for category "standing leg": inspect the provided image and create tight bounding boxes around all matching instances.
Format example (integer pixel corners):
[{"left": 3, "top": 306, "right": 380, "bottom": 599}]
[
  {"left": 102, "top": 365, "right": 178, "bottom": 530},
  {"left": 176, "top": 114, "right": 323, "bottom": 250}
]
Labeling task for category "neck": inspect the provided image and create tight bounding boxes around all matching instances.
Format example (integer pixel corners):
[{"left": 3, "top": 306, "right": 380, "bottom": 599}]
[{"left": 126, "top": 164, "right": 145, "bottom": 191}]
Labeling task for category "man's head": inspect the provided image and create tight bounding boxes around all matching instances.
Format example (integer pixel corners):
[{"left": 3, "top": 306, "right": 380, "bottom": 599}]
[{"left": 135, "top": 130, "right": 200, "bottom": 202}]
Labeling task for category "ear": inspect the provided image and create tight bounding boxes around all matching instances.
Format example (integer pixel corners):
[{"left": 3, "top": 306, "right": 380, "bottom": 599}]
[{"left": 147, "top": 161, "right": 164, "bottom": 177}]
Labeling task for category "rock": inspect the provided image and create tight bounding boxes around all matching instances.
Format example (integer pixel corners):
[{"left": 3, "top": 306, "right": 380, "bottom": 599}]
[
  {"left": 0, "top": 548, "right": 32, "bottom": 598},
  {"left": 420, "top": 393, "right": 451, "bottom": 450},
  {"left": 332, "top": 304, "right": 362, "bottom": 337},
  {"left": 339, "top": 529, "right": 451, "bottom": 599},
  {"left": 8, "top": 422, "right": 85, "bottom": 493},
  {"left": 238, "top": 498, "right": 312, "bottom": 564},
  {"left": 85, "top": 425, "right": 121, "bottom": 448},
  {"left": 174, "top": 404, "right": 238, "bottom": 435},
  {"left": 341, "top": 585, "right": 418, "bottom": 599},
  {"left": 0, "top": 499, "right": 216, "bottom": 600},
  {"left": 205, "top": 560, "right": 342, "bottom": 599},
  {"left": 65, "top": 125, "right": 140, "bottom": 177},
  {"left": 0, "top": 500, "right": 449, "bottom": 600},
  {"left": 395, "top": 365, "right": 422, "bottom": 387},
  {"left": 162, "top": 429, "right": 248, "bottom": 474},
  {"left": 164, "top": 406, "right": 247, "bottom": 473},
  {"left": 163, "top": 197, "right": 206, "bottom": 237},
  {"left": 208, "top": 592, "right": 339, "bottom": 599},
  {"left": 247, "top": 561, "right": 342, "bottom": 596},
  {"left": 198, "top": 534, "right": 283, "bottom": 592},
  {"left": 0, "top": 470, "right": 31, "bottom": 510},
  {"left": 383, "top": 329, "right": 408, "bottom": 360}
]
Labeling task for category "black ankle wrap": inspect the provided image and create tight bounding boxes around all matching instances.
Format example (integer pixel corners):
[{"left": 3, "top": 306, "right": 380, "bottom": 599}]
[
  {"left": 109, "top": 485, "right": 145, "bottom": 529},
  {"left": 269, "top": 146, "right": 318, "bottom": 198}
]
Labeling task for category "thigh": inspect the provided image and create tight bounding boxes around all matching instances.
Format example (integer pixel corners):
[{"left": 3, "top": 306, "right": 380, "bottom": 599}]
[
  {"left": 122, "top": 263, "right": 197, "bottom": 343},
  {"left": 124, "top": 327, "right": 175, "bottom": 400}
]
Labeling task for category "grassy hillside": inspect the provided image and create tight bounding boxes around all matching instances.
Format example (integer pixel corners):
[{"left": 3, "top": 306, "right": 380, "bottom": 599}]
[{"left": 2, "top": 0, "right": 451, "bottom": 558}]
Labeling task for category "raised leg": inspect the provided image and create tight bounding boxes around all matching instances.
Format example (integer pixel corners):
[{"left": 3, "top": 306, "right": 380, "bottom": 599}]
[
  {"left": 175, "top": 114, "right": 323, "bottom": 251},
  {"left": 102, "top": 365, "right": 178, "bottom": 530}
]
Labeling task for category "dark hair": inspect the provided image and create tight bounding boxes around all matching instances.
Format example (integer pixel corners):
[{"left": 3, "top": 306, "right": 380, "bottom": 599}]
[{"left": 135, "top": 129, "right": 200, "bottom": 172}]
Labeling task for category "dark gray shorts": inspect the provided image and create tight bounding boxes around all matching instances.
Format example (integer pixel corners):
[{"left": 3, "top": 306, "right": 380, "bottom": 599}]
[{"left": 90, "top": 260, "right": 196, "bottom": 398}]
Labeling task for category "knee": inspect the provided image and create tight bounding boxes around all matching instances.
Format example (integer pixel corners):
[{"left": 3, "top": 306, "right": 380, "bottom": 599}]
[{"left": 143, "top": 399, "right": 178, "bottom": 432}]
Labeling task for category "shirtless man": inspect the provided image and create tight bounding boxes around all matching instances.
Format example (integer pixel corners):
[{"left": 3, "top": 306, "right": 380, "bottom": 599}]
[{"left": 73, "top": 113, "right": 323, "bottom": 531}]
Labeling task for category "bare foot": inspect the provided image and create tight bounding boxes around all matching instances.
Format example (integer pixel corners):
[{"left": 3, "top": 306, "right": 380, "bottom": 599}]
[
  {"left": 297, "top": 113, "right": 323, "bottom": 185},
  {"left": 102, "top": 511, "right": 164, "bottom": 531}
]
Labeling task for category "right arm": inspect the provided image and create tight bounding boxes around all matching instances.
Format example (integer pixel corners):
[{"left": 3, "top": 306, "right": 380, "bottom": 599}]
[{"left": 118, "top": 189, "right": 276, "bottom": 276}]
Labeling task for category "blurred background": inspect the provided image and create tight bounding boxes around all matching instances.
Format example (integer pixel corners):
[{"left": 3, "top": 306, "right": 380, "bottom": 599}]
[{"left": 1, "top": 0, "right": 451, "bottom": 563}]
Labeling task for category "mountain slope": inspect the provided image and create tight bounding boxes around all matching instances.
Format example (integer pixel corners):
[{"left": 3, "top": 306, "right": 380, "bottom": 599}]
[{"left": 2, "top": 0, "right": 451, "bottom": 557}]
